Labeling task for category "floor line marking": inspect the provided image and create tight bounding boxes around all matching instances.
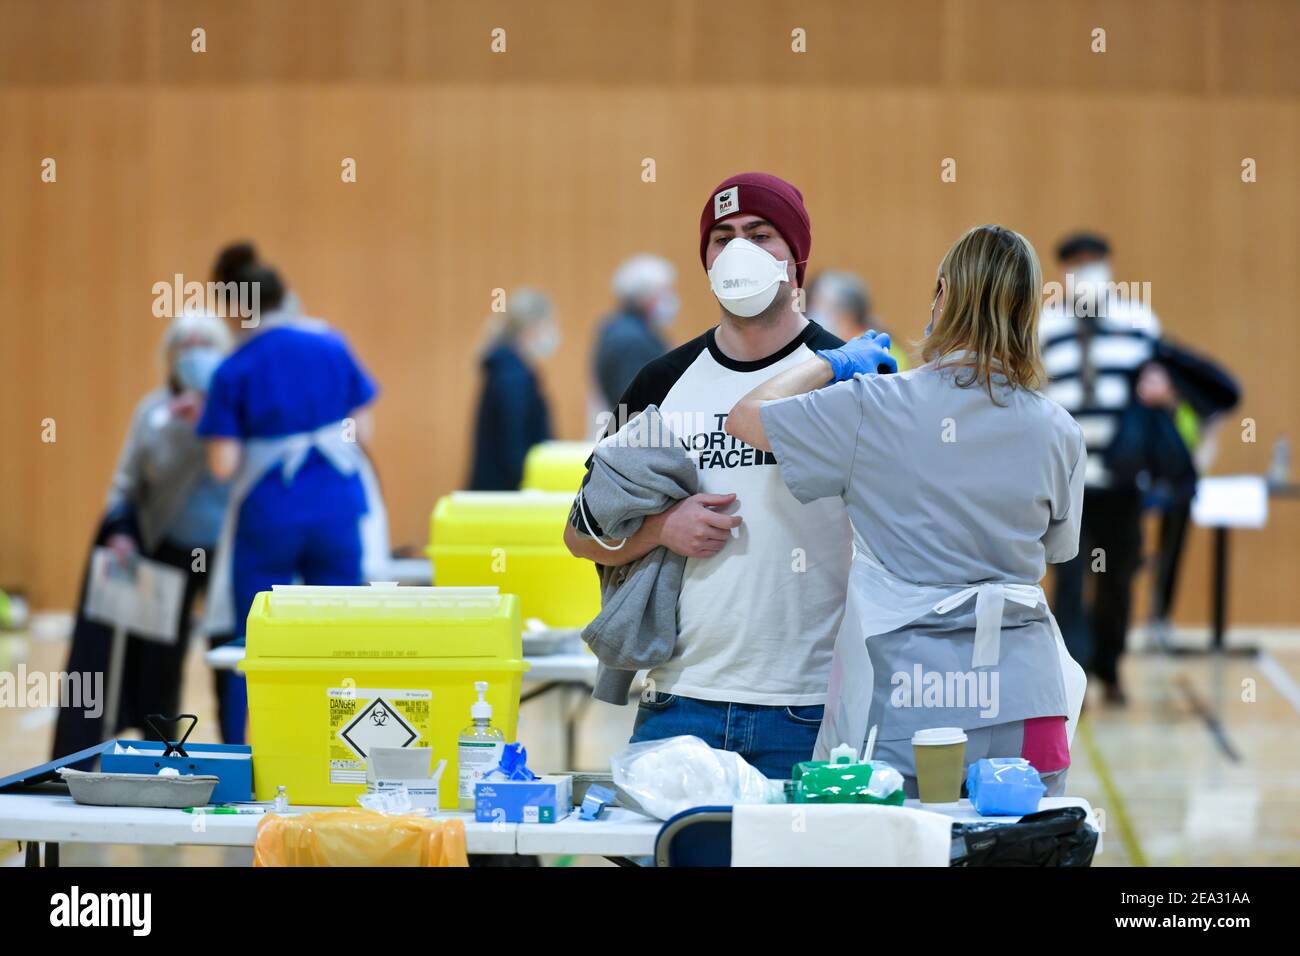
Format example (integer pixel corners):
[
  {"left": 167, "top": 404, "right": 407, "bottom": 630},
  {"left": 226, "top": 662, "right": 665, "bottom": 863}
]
[
  {"left": 1173, "top": 673, "right": 1243, "bottom": 762},
  {"left": 1076, "top": 712, "right": 1147, "bottom": 866},
  {"left": 1256, "top": 651, "right": 1300, "bottom": 719}
]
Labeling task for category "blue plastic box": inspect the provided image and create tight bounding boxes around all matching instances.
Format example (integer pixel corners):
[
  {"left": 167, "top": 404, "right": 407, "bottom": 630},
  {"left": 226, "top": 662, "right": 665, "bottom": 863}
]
[{"left": 101, "top": 741, "right": 253, "bottom": 805}]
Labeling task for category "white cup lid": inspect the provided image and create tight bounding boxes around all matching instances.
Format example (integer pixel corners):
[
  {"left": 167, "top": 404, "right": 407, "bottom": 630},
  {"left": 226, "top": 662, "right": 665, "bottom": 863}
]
[{"left": 912, "top": 727, "right": 968, "bottom": 746}]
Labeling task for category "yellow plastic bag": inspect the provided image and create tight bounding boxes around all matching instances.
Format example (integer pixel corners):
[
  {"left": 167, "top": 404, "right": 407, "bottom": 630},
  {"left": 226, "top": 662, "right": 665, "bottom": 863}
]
[{"left": 253, "top": 810, "right": 468, "bottom": 867}]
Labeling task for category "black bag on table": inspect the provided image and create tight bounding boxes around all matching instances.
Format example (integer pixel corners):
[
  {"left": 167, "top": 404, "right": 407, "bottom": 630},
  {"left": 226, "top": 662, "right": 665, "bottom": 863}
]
[{"left": 950, "top": 807, "right": 1098, "bottom": 867}]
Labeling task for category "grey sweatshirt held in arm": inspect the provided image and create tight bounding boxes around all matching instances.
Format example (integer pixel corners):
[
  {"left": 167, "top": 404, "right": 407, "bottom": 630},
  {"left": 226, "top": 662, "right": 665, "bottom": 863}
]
[{"left": 571, "top": 405, "right": 697, "bottom": 704}]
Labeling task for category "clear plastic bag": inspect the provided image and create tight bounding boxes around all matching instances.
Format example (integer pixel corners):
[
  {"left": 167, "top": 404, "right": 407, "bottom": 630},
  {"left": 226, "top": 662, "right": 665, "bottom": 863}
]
[{"left": 610, "top": 735, "right": 785, "bottom": 820}]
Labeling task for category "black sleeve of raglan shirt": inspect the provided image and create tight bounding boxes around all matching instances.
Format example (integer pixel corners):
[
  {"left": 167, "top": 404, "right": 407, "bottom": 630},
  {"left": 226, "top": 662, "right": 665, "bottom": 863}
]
[
  {"left": 569, "top": 333, "right": 709, "bottom": 538},
  {"left": 803, "top": 320, "right": 846, "bottom": 353}
]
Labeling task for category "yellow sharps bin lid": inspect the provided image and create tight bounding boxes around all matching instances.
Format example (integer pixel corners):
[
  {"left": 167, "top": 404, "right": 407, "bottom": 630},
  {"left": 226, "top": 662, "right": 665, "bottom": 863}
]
[
  {"left": 242, "top": 583, "right": 523, "bottom": 662},
  {"left": 521, "top": 441, "right": 593, "bottom": 492},
  {"left": 429, "top": 490, "right": 575, "bottom": 550}
]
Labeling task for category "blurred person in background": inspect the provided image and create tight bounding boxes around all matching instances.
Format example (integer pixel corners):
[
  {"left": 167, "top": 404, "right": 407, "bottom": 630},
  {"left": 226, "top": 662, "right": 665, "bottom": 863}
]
[
  {"left": 1040, "top": 232, "right": 1164, "bottom": 705},
  {"left": 592, "top": 255, "right": 678, "bottom": 409},
  {"left": 806, "top": 269, "right": 910, "bottom": 371},
  {"left": 52, "top": 311, "right": 233, "bottom": 761},
  {"left": 468, "top": 288, "right": 556, "bottom": 490},
  {"left": 1141, "top": 340, "right": 1240, "bottom": 644},
  {"left": 198, "top": 250, "right": 382, "bottom": 744}
]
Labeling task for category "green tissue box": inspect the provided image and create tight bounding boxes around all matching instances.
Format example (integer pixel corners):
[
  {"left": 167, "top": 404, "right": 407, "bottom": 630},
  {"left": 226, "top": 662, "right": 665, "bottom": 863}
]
[{"left": 793, "top": 761, "right": 906, "bottom": 805}]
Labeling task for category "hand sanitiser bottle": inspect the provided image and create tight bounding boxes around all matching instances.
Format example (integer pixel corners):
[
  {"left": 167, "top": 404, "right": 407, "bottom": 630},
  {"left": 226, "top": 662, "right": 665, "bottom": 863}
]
[{"left": 458, "top": 681, "right": 505, "bottom": 811}]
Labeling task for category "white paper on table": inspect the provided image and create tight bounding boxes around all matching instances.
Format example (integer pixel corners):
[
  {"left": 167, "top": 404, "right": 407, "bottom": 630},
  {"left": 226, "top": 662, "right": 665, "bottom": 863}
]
[
  {"left": 730, "top": 804, "right": 953, "bottom": 867},
  {"left": 1191, "top": 475, "right": 1268, "bottom": 529},
  {"left": 83, "top": 548, "right": 187, "bottom": 644}
]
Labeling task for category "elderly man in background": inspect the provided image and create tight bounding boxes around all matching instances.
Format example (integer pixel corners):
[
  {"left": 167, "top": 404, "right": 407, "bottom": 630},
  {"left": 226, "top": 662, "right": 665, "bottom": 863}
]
[{"left": 591, "top": 254, "right": 679, "bottom": 411}]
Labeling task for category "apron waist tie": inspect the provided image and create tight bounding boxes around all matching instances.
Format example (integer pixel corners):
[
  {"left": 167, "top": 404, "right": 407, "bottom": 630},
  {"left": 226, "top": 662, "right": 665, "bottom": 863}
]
[
  {"left": 247, "top": 422, "right": 361, "bottom": 484},
  {"left": 931, "top": 582, "right": 1044, "bottom": 669}
]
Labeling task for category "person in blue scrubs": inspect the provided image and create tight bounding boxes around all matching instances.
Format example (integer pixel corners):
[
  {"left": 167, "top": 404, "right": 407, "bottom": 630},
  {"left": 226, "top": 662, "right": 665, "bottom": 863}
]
[{"left": 198, "top": 261, "right": 379, "bottom": 743}]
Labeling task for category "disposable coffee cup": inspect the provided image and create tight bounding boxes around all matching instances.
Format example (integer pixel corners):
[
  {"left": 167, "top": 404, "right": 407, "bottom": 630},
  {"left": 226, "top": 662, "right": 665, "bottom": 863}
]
[{"left": 912, "top": 727, "right": 967, "bottom": 806}]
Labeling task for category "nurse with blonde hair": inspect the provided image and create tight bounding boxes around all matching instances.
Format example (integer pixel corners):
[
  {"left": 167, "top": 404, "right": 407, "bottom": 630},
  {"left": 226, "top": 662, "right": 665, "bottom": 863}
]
[{"left": 727, "top": 224, "right": 1087, "bottom": 796}]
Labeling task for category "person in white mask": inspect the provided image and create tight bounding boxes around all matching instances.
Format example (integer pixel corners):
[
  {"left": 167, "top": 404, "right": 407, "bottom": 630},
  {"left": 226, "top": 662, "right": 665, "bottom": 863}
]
[
  {"left": 591, "top": 254, "right": 679, "bottom": 409},
  {"left": 52, "top": 310, "right": 234, "bottom": 760},
  {"left": 469, "top": 287, "right": 557, "bottom": 490},
  {"left": 728, "top": 224, "right": 1088, "bottom": 797},
  {"left": 1039, "top": 232, "right": 1164, "bottom": 705},
  {"left": 564, "top": 172, "right": 859, "bottom": 778}
]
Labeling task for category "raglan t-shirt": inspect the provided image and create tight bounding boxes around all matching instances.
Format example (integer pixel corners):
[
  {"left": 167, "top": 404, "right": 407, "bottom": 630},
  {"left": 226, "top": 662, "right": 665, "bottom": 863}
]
[{"left": 575, "top": 321, "right": 852, "bottom": 705}]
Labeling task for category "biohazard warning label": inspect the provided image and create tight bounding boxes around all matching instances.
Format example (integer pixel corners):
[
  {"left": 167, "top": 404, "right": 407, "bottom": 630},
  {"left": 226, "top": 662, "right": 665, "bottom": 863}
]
[{"left": 328, "top": 687, "right": 432, "bottom": 785}]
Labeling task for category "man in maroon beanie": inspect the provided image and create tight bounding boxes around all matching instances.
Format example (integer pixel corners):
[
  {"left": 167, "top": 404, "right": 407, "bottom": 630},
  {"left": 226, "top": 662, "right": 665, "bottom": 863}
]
[{"left": 565, "top": 172, "right": 852, "bottom": 778}]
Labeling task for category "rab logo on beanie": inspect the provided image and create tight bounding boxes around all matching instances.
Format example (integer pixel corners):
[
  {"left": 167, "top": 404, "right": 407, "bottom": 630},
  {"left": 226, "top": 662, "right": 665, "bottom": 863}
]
[
  {"left": 713, "top": 186, "right": 739, "bottom": 220},
  {"left": 700, "top": 172, "right": 812, "bottom": 287}
]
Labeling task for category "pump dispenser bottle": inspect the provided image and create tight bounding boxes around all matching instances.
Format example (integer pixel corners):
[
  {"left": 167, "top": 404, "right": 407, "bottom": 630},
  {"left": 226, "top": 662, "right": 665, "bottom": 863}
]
[{"left": 458, "top": 681, "right": 505, "bottom": 811}]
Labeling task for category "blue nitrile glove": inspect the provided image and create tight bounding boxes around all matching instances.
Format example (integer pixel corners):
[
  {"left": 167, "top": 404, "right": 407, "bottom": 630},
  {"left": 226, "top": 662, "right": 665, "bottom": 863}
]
[
  {"left": 817, "top": 330, "right": 899, "bottom": 383},
  {"left": 481, "top": 742, "right": 538, "bottom": 782}
]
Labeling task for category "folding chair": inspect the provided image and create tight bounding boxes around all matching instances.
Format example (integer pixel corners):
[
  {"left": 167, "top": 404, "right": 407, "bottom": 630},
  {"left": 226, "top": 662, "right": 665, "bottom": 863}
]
[{"left": 653, "top": 806, "right": 733, "bottom": 867}]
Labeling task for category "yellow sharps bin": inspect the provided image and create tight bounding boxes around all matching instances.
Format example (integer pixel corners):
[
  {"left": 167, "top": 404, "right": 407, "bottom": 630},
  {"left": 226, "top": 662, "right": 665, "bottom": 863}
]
[
  {"left": 520, "top": 440, "right": 593, "bottom": 492},
  {"left": 240, "top": 583, "right": 527, "bottom": 809},
  {"left": 429, "top": 490, "right": 600, "bottom": 628}
]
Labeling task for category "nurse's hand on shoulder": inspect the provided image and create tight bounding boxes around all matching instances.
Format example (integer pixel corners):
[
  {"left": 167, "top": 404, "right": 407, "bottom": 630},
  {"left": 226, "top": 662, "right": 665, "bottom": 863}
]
[
  {"left": 659, "top": 493, "right": 742, "bottom": 558},
  {"left": 816, "top": 330, "right": 898, "bottom": 383}
]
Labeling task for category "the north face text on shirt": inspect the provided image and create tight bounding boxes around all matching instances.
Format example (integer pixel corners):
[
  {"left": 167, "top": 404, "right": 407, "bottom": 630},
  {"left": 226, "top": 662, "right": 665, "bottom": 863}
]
[{"left": 684, "top": 413, "right": 777, "bottom": 470}]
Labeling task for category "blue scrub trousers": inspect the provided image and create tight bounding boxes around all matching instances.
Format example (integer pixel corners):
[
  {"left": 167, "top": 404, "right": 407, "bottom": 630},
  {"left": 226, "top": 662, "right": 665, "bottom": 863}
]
[{"left": 221, "top": 460, "right": 365, "bottom": 744}]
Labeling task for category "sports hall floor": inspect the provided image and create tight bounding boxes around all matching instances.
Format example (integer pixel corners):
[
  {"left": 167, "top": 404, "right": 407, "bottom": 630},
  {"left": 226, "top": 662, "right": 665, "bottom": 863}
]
[{"left": 2, "top": 620, "right": 1297, "bottom": 866}]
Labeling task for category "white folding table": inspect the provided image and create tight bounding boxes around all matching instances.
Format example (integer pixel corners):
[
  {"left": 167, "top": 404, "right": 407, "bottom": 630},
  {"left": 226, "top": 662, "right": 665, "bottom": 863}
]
[
  {"left": 0, "top": 792, "right": 517, "bottom": 864},
  {"left": 0, "top": 792, "right": 1098, "bottom": 865}
]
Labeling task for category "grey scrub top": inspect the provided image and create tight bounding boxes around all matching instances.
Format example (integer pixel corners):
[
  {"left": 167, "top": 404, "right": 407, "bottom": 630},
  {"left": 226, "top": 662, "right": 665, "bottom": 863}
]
[{"left": 761, "top": 359, "right": 1087, "bottom": 740}]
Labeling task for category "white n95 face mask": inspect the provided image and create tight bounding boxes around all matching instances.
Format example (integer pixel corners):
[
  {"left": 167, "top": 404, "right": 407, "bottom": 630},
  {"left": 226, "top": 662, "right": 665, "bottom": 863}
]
[
  {"left": 707, "top": 238, "right": 790, "bottom": 318},
  {"left": 526, "top": 321, "right": 560, "bottom": 361}
]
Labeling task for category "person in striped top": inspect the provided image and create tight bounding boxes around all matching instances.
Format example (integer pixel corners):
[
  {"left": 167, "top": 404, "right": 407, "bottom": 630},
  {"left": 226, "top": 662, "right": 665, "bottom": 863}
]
[{"left": 1040, "top": 233, "right": 1171, "bottom": 705}]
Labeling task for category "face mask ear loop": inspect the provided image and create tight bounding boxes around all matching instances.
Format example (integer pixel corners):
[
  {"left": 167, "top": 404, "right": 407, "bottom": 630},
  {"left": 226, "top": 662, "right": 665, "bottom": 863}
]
[{"left": 576, "top": 486, "right": 627, "bottom": 551}]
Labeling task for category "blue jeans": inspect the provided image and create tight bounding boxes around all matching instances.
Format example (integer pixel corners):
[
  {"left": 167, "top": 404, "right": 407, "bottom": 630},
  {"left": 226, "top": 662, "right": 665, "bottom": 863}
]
[{"left": 629, "top": 693, "right": 824, "bottom": 779}]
